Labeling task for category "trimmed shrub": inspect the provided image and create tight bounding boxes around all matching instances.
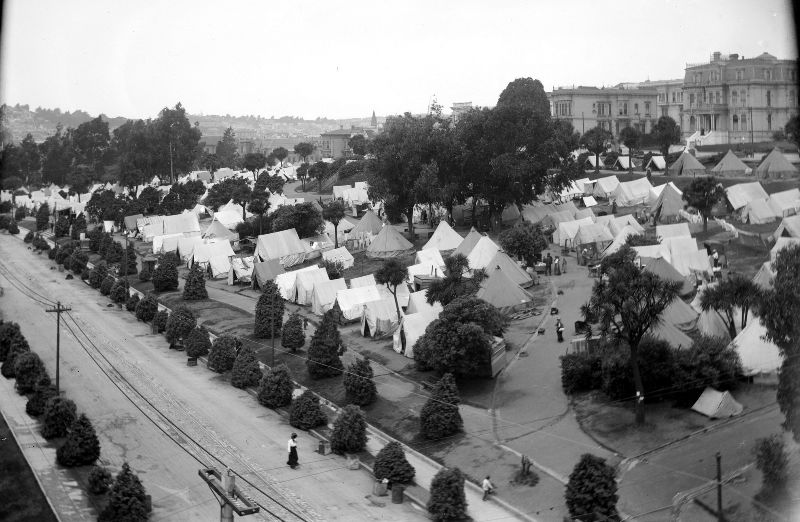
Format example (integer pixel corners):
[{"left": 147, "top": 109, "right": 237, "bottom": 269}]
[
  {"left": 135, "top": 294, "right": 158, "bottom": 322},
  {"left": 0, "top": 322, "right": 24, "bottom": 361},
  {"left": 99, "top": 276, "right": 115, "bottom": 296},
  {"left": 14, "top": 351, "right": 48, "bottom": 395},
  {"left": 8, "top": 220, "right": 19, "bottom": 234},
  {"left": 110, "top": 279, "right": 130, "bottom": 304},
  {"left": 207, "top": 335, "right": 240, "bottom": 373},
  {"left": 81, "top": 268, "right": 91, "bottom": 281},
  {"left": 89, "top": 262, "right": 108, "bottom": 289},
  {"left": 281, "top": 313, "right": 305, "bottom": 352},
  {"left": 343, "top": 357, "right": 377, "bottom": 406},
  {"left": 54, "top": 216, "right": 70, "bottom": 238},
  {"left": 330, "top": 405, "right": 367, "bottom": 454},
  {"left": 185, "top": 326, "right": 211, "bottom": 359},
  {"left": 56, "top": 414, "right": 101, "bottom": 467},
  {"left": 373, "top": 441, "right": 415, "bottom": 485},
  {"left": 257, "top": 364, "right": 294, "bottom": 409},
  {"left": 88, "top": 466, "right": 113, "bottom": 495},
  {"left": 420, "top": 373, "right": 462, "bottom": 440},
  {"left": 41, "top": 397, "right": 77, "bottom": 439},
  {"left": 125, "top": 294, "right": 140, "bottom": 312},
  {"left": 55, "top": 245, "right": 73, "bottom": 265},
  {"left": 164, "top": 306, "right": 196, "bottom": 345},
  {"left": 289, "top": 390, "right": 328, "bottom": 430},
  {"left": 36, "top": 203, "right": 50, "bottom": 231},
  {"left": 48, "top": 245, "right": 58, "bottom": 260},
  {"left": 230, "top": 346, "right": 262, "bottom": 389},
  {"left": 560, "top": 352, "right": 603, "bottom": 395},
  {"left": 599, "top": 337, "right": 674, "bottom": 402},
  {"left": 306, "top": 310, "right": 344, "bottom": 379},
  {"left": 70, "top": 251, "right": 89, "bottom": 274},
  {"left": 120, "top": 242, "right": 137, "bottom": 276},
  {"left": 152, "top": 261, "right": 179, "bottom": 292},
  {"left": 2, "top": 335, "right": 31, "bottom": 378},
  {"left": 183, "top": 264, "right": 208, "bottom": 300},
  {"left": 753, "top": 435, "right": 789, "bottom": 491},
  {"left": 323, "top": 259, "right": 344, "bottom": 280},
  {"left": 138, "top": 265, "right": 151, "bottom": 282},
  {"left": 15, "top": 206, "right": 27, "bottom": 221},
  {"left": 99, "top": 462, "right": 149, "bottom": 522},
  {"left": 153, "top": 310, "right": 169, "bottom": 333},
  {"left": 427, "top": 467, "right": 467, "bottom": 522},
  {"left": 70, "top": 214, "right": 86, "bottom": 240},
  {"left": 88, "top": 227, "right": 104, "bottom": 252},
  {"left": 566, "top": 454, "right": 619, "bottom": 522},
  {"left": 254, "top": 281, "right": 284, "bottom": 338},
  {"left": 24, "top": 230, "right": 34, "bottom": 243},
  {"left": 26, "top": 380, "right": 57, "bottom": 417},
  {"left": 98, "top": 234, "right": 113, "bottom": 258}
]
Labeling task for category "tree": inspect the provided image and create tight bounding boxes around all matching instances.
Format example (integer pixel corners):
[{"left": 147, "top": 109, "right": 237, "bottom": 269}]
[
  {"left": 13, "top": 351, "right": 48, "bottom": 395},
  {"left": 247, "top": 196, "right": 270, "bottom": 236},
  {"left": 72, "top": 116, "right": 110, "bottom": 174},
  {"left": 36, "top": 202, "right": 50, "bottom": 231},
  {"left": 296, "top": 163, "right": 310, "bottom": 191},
  {"left": 419, "top": 373, "right": 462, "bottom": 439},
  {"left": 254, "top": 172, "right": 285, "bottom": 194},
  {"left": 254, "top": 281, "right": 284, "bottom": 338},
  {"left": 258, "top": 364, "right": 294, "bottom": 408},
  {"left": 322, "top": 200, "right": 347, "bottom": 248},
  {"left": 272, "top": 147, "right": 289, "bottom": 166},
  {"left": 306, "top": 310, "right": 344, "bottom": 379},
  {"left": 582, "top": 245, "right": 681, "bottom": 425},
  {"left": 499, "top": 222, "right": 547, "bottom": 264},
  {"left": 230, "top": 346, "right": 262, "bottom": 389},
  {"left": 110, "top": 279, "right": 130, "bottom": 304},
  {"left": 99, "top": 462, "right": 149, "bottom": 522},
  {"left": 682, "top": 176, "right": 725, "bottom": 232},
  {"left": 41, "top": 397, "right": 77, "bottom": 439},
  {"left": 413, "top": 307, "right": 495, "bottom": 378},
  {"left": 565, "top": 454, "right": 619, "bottom": 522},
  {"left": 89, "top": 262, "right": 108, "bottom": 289},
  {"left": 281, "top": 313, "right": 305, "bottom": 352},
  {"left": 376, "top": 259, "right": 406, "bottom": 321},
  {"left": 122, "top": 242, "right": 138, "bottom": 276},
  {"left": 427, "top": 467, "right": 467, "bottom": 522},
  {"left": 426, "top": 254, "right": 485, "bottom": 307},
  {"left": 753, "top": 435, "right": 789, "bottom": 492},
  {"left": 373, "top": 441, "right": 415, "bottom": 484},
  {"left": 183, "top": 264, "right": 208, "bottom": 300},
  {"left": 0, "top": 322, "right": 25, "bottom": 362},
  {"left": 330, "top": 405, "right": 367, "bottom": 454},
  {"left": 135, "top": 294, "right": 158, "bottom": 322},
  {"left": 216, "top": 127, "right": 238, "bottom": 169},
  {"left": 671, "top": 335, "right": 742, "bottom": 406},
  {"left": 207, "top": 335, "right": 240, "bottom": 373},
  {"left": 26, "top": 378, "right": 57, "bottom": 417},
  {"left": 153, "top": 310, "right": 169, "bottom": 333},
  {"left": 39, "top": 125, "right": 73, "bottom": 185},
  {"left": 19, "top": 133, "right": 41, "bottom": 184},
  {"left": 204, "top": 177, "right": 252, "bottom": 220},
  {"left": 785, "top": 114, "right": 800, "bottom": 148},
  {"left": 294, "top": 142, "right": 315, "bottom": 165},
  {"left": 343, "top": 358, "right": 377, "bottom": 406},
  {"left": 137, "top": 186, "right": 161, "bottom": 214},
  {"left": 2, "top": 333, "right": 30, "bottom": 378},
  {"left": 152, "top": 259, "right": 179, "bottom": 292},
  {"left": 56, "top": 414, "right": 101, "bottom": 467},
  {"left": 580, "top": 126, "right": 613, "bottom": 174},
  {"left": 66, "top": 167, "right": 92, "bottom": 201},
  {"left": 651, "top": 116, "right": 681, "bottom": 158},
  {"left": 619, "top": 126, "right": 641, "bottom": 173},
  {"left": 164, "top": 306, "right": 196, "bottom": 346},
  {"left": 125, "top": 294, "right": 140, "bottom": 312},
  {"left": 185, "top": 326, "right": 211, "bottom": 359},
  {"left": 243, "top": 152, "right": 267, "bottom": 180},
  {"left": 88, "top": 466, "right": 113, "bottom": 495},
  {"left": 270, "top": 202, "right": 324, "bottom": 238},
  {"left": 348, "top": 134, "right": 368, "bottom": 156},
  {"left": 289, "top": 390, "right": 328, "bottom": 430},
  {"left": 309, "top": 160, "right": 329, "bottom": 192}
]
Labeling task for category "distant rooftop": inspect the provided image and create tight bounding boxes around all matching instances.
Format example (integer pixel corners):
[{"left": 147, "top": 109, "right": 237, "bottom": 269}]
[{"left": 685, "top": 51, "right": 787, "bottom": 69}]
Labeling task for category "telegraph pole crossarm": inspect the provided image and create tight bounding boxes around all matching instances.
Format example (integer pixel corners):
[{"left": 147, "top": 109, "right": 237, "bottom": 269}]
[{"left": 45, "top": 301, "right": 72, "bottom": 394}]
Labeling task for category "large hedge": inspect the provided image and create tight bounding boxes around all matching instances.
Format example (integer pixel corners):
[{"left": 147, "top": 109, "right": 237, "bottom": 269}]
[
  {"left": 121, "top": 242, "right": 138, "bottom": 276},
  {"left": 125, "top": 294, "right": 140, "bottom": 312},
  {"left": 14, "top": 351, "right": 49, "bottom": 395},
  {"left": 185, "top": 326, "right": 212, "bottom": 359},
  {"left": 565, "top": 454, "right": 619, "bottom": 522},
  {"left": 254, "top": 281, "right": 284, "bottom": 338},
  {"left": 281, "top": 313, "right": 305, "bottom": 352},
  {"left": 330, "top": 405, "right": 367, "bottom": 454},
  {"left": 164, "top": 306, "right": 196, "bottom": 345},
  {"left": 0, "top": 322, "right": 24, "bottom": 362},
  {"left": 230, "top": 346, "right": 262, "bottom": 389},
  {"left": 153, "top": 310, "right": 169, "bottom": 333},
  {"left": 373, "top": 441, "right": 415, "bottom": 484},
  {"left": 152, "top": 260, "right": 179, "bottom": 292},
  {"left": 56, "top": 414, "right": 101, "bottom": 467},
  {"left": 110, "top": 279, "right": 130, "bottom": 304},
  {"left": 99, "top": 462, "right": 149, "bottom": 522},
  {"left": 41, "top": 397, "right": 77, "bottom": 439},
  {"left": 289, "top": 390, "right": 328, "bottom": 430},
  {"left": 183, "top": 264, "right": 208, "bottom": 300},
  {"left": 427, "top": 467, "right": 467, "bottom": 521},
  {"left": 306, "top": 310, "right": 344, "bottom": 379},
  {"left": 2, "top": 334, "right": 30, "bottom": 379},
  {"left": 89, "top": 262, "right": 108, "bottom": 289},
  {"left": 99, "top": 276, "right": 115, "bottom": 296},
  {"left": 26, "top": 380, "right": 57, "bottom": 417},
  {"left": 419, "top": 373, "right": 462, "bottom": 440},
  {"left": 207, "top": 335, "right": 240, "bottom": 373},
  {"left": 88, "top": 466, "right": 113, "bottom": 495},
  {"left": 257, "top": 364, "right": 294, "bottom": 409},
  {"left": 135, "top": 294, "right": 158, "bottom": 322},
  {"left": 343, "top": 357, "right": 377, "bottom": 406}
]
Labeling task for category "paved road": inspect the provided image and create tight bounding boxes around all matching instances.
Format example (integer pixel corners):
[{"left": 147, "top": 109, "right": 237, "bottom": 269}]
[{"left": 0, "top": 234, "right": 427, "bottom": 521}]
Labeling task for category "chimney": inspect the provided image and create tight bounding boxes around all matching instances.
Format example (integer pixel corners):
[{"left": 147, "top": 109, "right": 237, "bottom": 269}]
[
  {"left": 729, "top": 53, "right": 739, "bottom": 60},
  {"left": 712, "top": 51, "right": 721, "bottom": 61}
]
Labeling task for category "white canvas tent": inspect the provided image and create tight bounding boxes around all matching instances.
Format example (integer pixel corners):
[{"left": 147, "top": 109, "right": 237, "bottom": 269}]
[
  {"left": 452, "top": 228, "right": 483, "bottom": 258},
  {"left": 393, "top": 311, "right": 439, "bottom": 358},
  {"left": 360, "top": 298, "right": 402, "bottom": 338},
  {"left": 725, "top": 182, "right": 769, "bottom": 211},
  {"left": 138, "top": 213, "right": 202, "bottom": 241},
  {"left": 365, "top": 225, "right": 414, "bottom": 259},
  {"left": 203, "top": 218, "right": 239, "bottom": 241},
  {"left": 602, "top": 225, "right": 641, "bottom": 257},
  {"left": 484, "top": 251, "right": 533, "bottom": 288},
  {"left": 274, "top": 265, "right": 318, "bottom": 300},
  {"left": 322, "top": 247, "right": 355, "bottom": 269},
  {"left": 294, "top": 268, "right": 330, "bottom": 305},
  {"left": 645, "top": 155, "right": 666, "bottom": 171},
  {"left": 691, "top": 388, "right": 743, "bottom": 419},
  {"left": 476, "top": 269, "right": 533, "bottom": 313},
  {"left": 213, "top": 208, "right": 245, "bottom": 229},
  {"left": 773, "top": 215, "right": 800, "bottom": 239},
  {"left": 729, "top": 318, "right": 782, "bottom": 376},
  {"left": 575, "top": 223, "right": 614, "bottom": 250},
  {"left": 466, "top": 236, "right": 501, "bottom": 270},
  {"left": 711, "top": 150, "right": 751, "bottom": 177},
  {"left": 177, "top": 235, "right": 205, "bottom": 261},
  {"left": 415, "top": 248, "right": 445, "bottom": 269},
  {"left": 336, "top": 286, "right": 382, "bottom": 321},
  {"left": 610, "top": 214, "right": 645, "bottom": 236},
  {"left": 582, "top": 196, "right": 598, "bottom": 207},
  {"left": 553, "top": 217, "right": 594, "bottom": 248},
  {"left": 256, "top": 229, "right": 307, "bottom": 267},
  {"left": 228, "top": 256, "right": 255, "bottom": 285},
  {"left": 311, "top": 278, "right": 348, "bottom": 316},
  {"left": 767, "top": 188, "right": 800, "bottom": 217},
  {"left": 349, "top": 210, "right": 384, "bottom": 238},
  {"left": 349, "top": 274, "right": 376, "bottom": 288},
  {"left": 406, "top": 290, "right": 443, "bottom": 315},
  {"left": 189, "top": 241, "right": 235, "bottom": 278},
  {"left": 250, "top": 259, "right": 285, "bottom": 290},
  {"left": 744, "top": 198, "right": 779, "bottom": 224},
  {"left": 423, "top": 221, "right": 463, "bottom": 252},
  {"left": 656, "top": 223, "right": 692, "bottom": 240},
  {"left": 407, "top": 263, "right": 444, "bottom": 283},
  {"left": 612, "top": 178, "right": 653, "bottom": 207},
  {"left": 755, "top": 148, "right": 799, "bottom": 179},
  {"left": 153, "top": 233, "right": 183, "bottom": 254},
  {"left": 593, "top": 176, "right": 620, "bottom": 199}
]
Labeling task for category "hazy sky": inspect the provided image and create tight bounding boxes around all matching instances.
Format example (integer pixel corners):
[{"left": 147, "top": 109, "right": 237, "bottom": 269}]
[{"left": 1, "top": 0, "right": 796, "bottom": 120}]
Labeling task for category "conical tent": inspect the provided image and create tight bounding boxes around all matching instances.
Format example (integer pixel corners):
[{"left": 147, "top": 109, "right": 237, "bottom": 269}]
[
  {"left": 756, "top": 148, "right": 798, "bottom": 179},
  {"left": 360, "top": 297, "right": 402, "bottom": 338},
  {"left": 711, "top": 150, "right": 751, "bottom": 177},
  {"left": 484, "top": 251, "right": 533, "bottom": 288},
  {"left": 203, "top": 219, "right": 238, "bottom": 241},
  {"left": 691, "top": 388, "right": 743, "bottom": 418},
  {"left": 365, "top": 225, "right": 414, "bottom": 259},
  {"left": 451, "top": 227, "right": 483, "bottom": 258},
  {"left": 667, "top": 152, "right": 706, "bottom": 177},
  {"left": 729, "top": 319, "right": 782, "bottom": 376},
  {"left": 349, "top": 210, "right": 384, "bottom": 237},
  {"left": 466, "top": 236, "right": 501, "bottom": 270},
  {"left": 650, "top": 183, "right": 685, "bottom": 222},
  {"left": 476, "top": 268, "right": 533, "bottom": 313},
  {"left": 251, "top": 259, "right": 285, "bottom": 290},
  {"left": 423, "top": 221, "right": 464, "bottom": 252},
  {"left": 642, "top": 257, "right": 694, "bottom": 296}
]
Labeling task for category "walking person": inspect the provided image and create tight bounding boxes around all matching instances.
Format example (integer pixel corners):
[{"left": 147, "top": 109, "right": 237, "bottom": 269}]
[
  {"left": 553, "top": 256, "right": 561, "bottom": 276},
  {"left": 287, "top": 433, "right": 299, "bottom": 469},
  {"left": 482, "top": 476, "right": 495, "bottom": 501},
  {"left": 560, "top": 256, "right": 567, "bottom": 274},
  {"left": 555, "top": 318, "right": 565, "bottom": 343},
  {"left": 544, "top": 253, "right": 553, "bottom": 276}
]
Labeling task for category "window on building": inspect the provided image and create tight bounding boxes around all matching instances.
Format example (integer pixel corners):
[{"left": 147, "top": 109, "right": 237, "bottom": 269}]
[
  {"left": 764, "top": 69, "right": 772, "bottom": 80},
  {"left": 767, "top": 91, "right": 771, "bottom": 107},
  {"left": 791, "top": 90, "right": 797, "bottom": 107},
  {"left": 732, "top": 115, "right": 739, "bottom": 131},
  {"left": 767, "top": 113, "right": 772, "bottom": 130},
  {"left": 716, "top": 92, "right": 721, "bottom": 104},
  {"left": 645, "top": 102, "right": 651, "bottom": 115},
  {"left": 741, "top": 113, "right": 747, "bottom": 129},
  {"left": 690, "top": 93, "right": 695, "bottom": 106},
  {"left": 791, "top": 70, "right": 797, "bottom": 81},
  {"left": 742, "top": 90, "right": 747, "bottom": 106},
  {"left": 623, "top": 103, "right": 628, "bottom": 116},
  {"left": 671, "top": 92, "right": 676, "bottom": 103},
  {"left": 690, "top": 116, "right": 696, "bottom": 131},
  {"left": 703, "top": 92, "right": 708, "bottom": 104},
  {"left": 732, "top": 91, "right": 738, "bottom": 106},
  {"left": 662, "top": 106, "right": 668, "bottom": 117}
]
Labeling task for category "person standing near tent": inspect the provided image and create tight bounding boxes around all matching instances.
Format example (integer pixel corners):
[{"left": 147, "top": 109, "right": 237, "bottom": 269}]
[
  {"left": 553, "top": 256, "right": 561, "bottom": 276},
  {"left": 287, "top": 433, "right": 299, "bottom": 469},
  {"left": 555, "top": 318, "right": 565, "bottom": 342},
  {"left": 712, "top": 249, "right": 719, "bottom": 267},
  {"left": 560, "top": 256, "right": 567, "bottom": 274},
  {"left": 545, "top": 253, "right": 553, "bottom": 276}
]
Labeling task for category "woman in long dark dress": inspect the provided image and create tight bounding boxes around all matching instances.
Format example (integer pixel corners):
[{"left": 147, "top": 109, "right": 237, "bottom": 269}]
[{"left": 287, "top": 433, "right": 299, "bottom": 469}]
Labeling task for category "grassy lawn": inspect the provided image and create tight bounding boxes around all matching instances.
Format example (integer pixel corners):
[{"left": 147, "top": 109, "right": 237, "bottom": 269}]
[{"left": 0, "top": 413, "right": 58, "bottom": 522}]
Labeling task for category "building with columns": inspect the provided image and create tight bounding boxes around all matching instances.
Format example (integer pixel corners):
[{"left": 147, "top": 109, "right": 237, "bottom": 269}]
[
  {"left": 682, "top": 51, "right": 798, "bottom": 145},
  {"left": 548, "top": 85, "right": 659, "bottom": 138}
]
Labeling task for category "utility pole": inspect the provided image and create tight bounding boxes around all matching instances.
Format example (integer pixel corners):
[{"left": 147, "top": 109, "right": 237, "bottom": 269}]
[
  {"left": 716, "top": 452, "right": 723, "bottom": 522},
  {"left": 271, "top": 291, "right": 275, "bottom": 367},
  {"left": 45, "top": 301, "right": 72, "bottom": 394}
]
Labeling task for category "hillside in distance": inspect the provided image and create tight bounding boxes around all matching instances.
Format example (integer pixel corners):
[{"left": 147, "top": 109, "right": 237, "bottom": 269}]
[{"left": 0, "top": 103, "right": 385, "bottom": 144}]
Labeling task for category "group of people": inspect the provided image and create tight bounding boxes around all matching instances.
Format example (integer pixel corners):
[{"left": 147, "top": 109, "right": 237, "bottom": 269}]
[{"left": 543, "top": 252, "right": 567, "bottom": 276}]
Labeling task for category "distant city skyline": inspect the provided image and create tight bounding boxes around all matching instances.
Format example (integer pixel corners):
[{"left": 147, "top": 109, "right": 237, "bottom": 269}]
[{"left": 1, "top": 0, "right": 797, "bottom": 121}]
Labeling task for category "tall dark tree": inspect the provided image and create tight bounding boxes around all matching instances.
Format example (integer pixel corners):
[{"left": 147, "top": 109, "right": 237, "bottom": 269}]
[
  {"left": 700, "top": 275, "right": 762, "bottom": 339},
  {"left": 293, "top": 142, "right": 315, "bottom": 165},
  {"left": 207, "top": 335, "right": 240, "bottom": 373},
  {"left": 230, "top": 346, "right": 262, "bottom": 389},
  {"left": 619, "top": 126, "right": 641, "bottom": 173},
  {"left": 36, "top": 202, "right": 51, "bottom": 231},
  {"left": 254, "top": 281, "right": 284, "bottom": 338},
  {"left": 580, "top": 126, "right": 613, "bottom": 174},
  {"left": 785, "top": 114, "right": 800, "bottom": 148},
  {"left": 330, "top": 404, "right": 368, "bottom": 454},
  {"left": 582, "top": 245, "right": 681, "bottom": 424},
  {"left": 419, "top": 373, "right": 462, "bottom": 439},
  {"left": 373, "top": 441, "right": 415, "bottom": 485},
  {"left": 99, "top": 462, "right": 149, "bottom": 522},
  {"left": 72, "top": 116, "right": 110, "bottom": 174},
  {"left": 306, "top": 310, "right": 344, "bottom": 379},
  {"left": 66, "top": 167, "right": 92, "bottom": 201},
  {"left": 216, "top": 127, "right": 238, "bottom": 169},
  {"left": 183, "top": 264, "right": 208, "bottom": 300},
  {"left": 499, "top": 221, "right": 547, "bottom": 264},
  {"left": 682, "top": 176, "right": 724, "bottom": 232},
  {"left": 40, "top": 124, "right": 73, "bottom": 185},
  {"left": 348, "top": 134, "right": 368, "bottom": 156},
  {"left": 309, "top": 160, "right": 329, "bottom": 192},
  {"left": 281, "top": 313, "right": 305, "bottom": 352},
  {"left": 270, "top": 202, "right": 324, "bottom": 238},
  {"left": 296, "top": 162, "right": 310, "bottom": 191},
  {"left": 651, "top": 116, "right": 681, "bottom": 158},
  {"left": 19, "top": 133, "right": 42, "bottom": 184},
  {"left": 322, "top": 200, "right": 347, "bottom": 248},
  {"left": 375, "top": 259, "right": 406, "bottom": 321},
  {"left": 56, "top": 414, "right": 101, "bottom": 467},
  {"left": 155, "top": 103, "right": 203, "bottom": 182},
  {"left": 565, "top": 454, "right": 619, "bottom": 522},
  {"left": 427, "top": 467, "right": 467, "bottom": 521},
  {"left": 243, "top": 152, "right": 267, "bottom": 180},
  {"left": 258, "top": 364, "right": 294, "bottom": 408},
  {"left": 343, "top": 357, "right": 377, "bottom": 406},
  {"left": 204, "top": 177, "right": 252, "bottom": 220},
  {"left": 272, "top": 147, "right": 289, "bottom": 166}
]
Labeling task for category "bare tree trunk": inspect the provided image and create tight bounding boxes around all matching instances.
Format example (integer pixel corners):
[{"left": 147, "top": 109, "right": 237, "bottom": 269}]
[
  {"left": 333, "top": 223, "right": 339, "bottom": 248},
  {"left": 391, "top": 288, "right": 401, "bottom": 322},
  {"left": 595, "top": 152, "right": 600, "bottom": 174},
  {"left": 630, "top": 345, "right": 646, "bottom": 425},
  {"left": 406, "top": 209, "right": 415, "bottom": 242}
]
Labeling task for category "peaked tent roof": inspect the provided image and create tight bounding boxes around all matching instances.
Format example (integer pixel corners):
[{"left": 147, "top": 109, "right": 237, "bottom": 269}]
[
  {"left": 645, "top": 155, "right": 666, "bottom": 171},
  {"left": 656, "top": 222, "right": 692, "bottom": 240},
  {"left": 692, "top": 388, "right": 743, "bottom": 418},
  {"left": 773, "top": 215, "right": 800, "bottom": 239},
  {"left": 642, "top": 257, "right": 695, "bottom": 296},
  {"left": 251, "top": 259, "right": 285, "bottom": 290},
  {"left": 311, "top": 278, "right": 348, "bottom": 316},
  {"left": 667, "top": 152, "right": 706, "bottom": 177},
  {"left": 416, "top": 248, "right": 445, "bottom": 269},
  {"left": 466, "top": 236, "right": 501, "bottom": 270},
  {"left": 770, "top": 237, "right": 800, "bottom": 263},
  {"left": 322, "top": 246, "right": 355, "bottom": 269},
  {"left": 756, "top": 148, "right": 799, "bottom": 179},
  {"left": 406, "top": 290, "right": 444, "bottom": 315},
  {"left": 602, "top": 225, "right": 642, "bottom": 257},
  {"left": 255, "top": 229, "right": 307, "bottom": 267},
  {"left": 612, "top": 178, "right": 653, "bottom": 207},
  {"left": 574, "top": 208, "right": 595, "bottom": 221},
  {"left": 752, "top": 261, "right": 774, "bottom": 290},
  {"left": 726, "top": 182, "right": 769, "bottom": 211},
  {"left": 393, "top": 311, "right": 438, "bottom": 358},
  {"left": 366, "top": 225, "right": 415, "bottom": 259},
  {"left": 575, "top": 223, "right": 614, "bottom": 247},
  {"left": 476, "top": 268, "right": 534, "bottom": 313},
  {"left": 650, "top": 183, "right": 685, "bottom": 220},
  {"left": 452, "top": 227, "right": 483, "bottom": 258},
  {"left": 336, "top": 285, "right": 383, "bottom": 321},
  {"left": 349, "top": 210, "right": 384, "bottom": 237},
  {"left": 484, "top": 251, "right": 533, "bottom": 288},
  {"left": 711, "top": 150, "right": 751, "bottom": 176},
  {"left": 730, "top": 318, "right": 782, "bottom": 376},
  {"left": 423, "top": 221, "right": 464, "bottom": 252},
  {"left": 767, "top": 188, "right": 800, "bottom": 217},
  {"left": 294, "top": 267, "right": 330, "bottom": 305},
  {"left": 360, "top": 297, "right": 402, "bottom": 338},
  {"left": 124, "top": 213, "right": 144, "bottom": 231},
  {"left": 203, "top": 219, "right": 238, "bottom": 241},
  {"left": 274, "top": 265, "right": 318, "bottom": 300},
  {"left": 610, "top": 214, "right": 645, "bottom": 236},
  {"left": 745, "top": 198, "right": 779, "bottom": 224},
  {"left": 349, "top": 274, "right": 377, "bottom": 288},
  {"left": 593, "top": 176, "right": 620, "bottom": 198}
]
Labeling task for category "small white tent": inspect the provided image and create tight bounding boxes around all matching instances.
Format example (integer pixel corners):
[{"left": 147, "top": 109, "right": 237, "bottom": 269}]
[
  {"left": 593, "top": 176, "right": 620, "bottom": 199},
  {"left": 415, "top": 249, "right": 445, "bottom": 270},
  {"left": 189, "top": 241, "right": 235, "bottom": 278},
  {"left": 256, "top": 229, "right": 307, "bottom": 267},
  {"left": 392, "top": 311, "right": 439, "bottom": 358},
  {"left": 311, "top": 278, "right": 348, "bottom": 316},
  {"left": 274, "top": 265, "right": 318, "bottom": 300},
  {"left": 656, "top": 223, "right": 692, "bottom": 240},
  {"left": 336, "top": 286, "right": 383, "bottom": 321},
  {"left": 407, "top": 263, "right": 444, "bottom": 283},
  {"left": 691, "top": 388, "right": 743, "bottom": 419},
  {"left": 466, "top": 236, "right": 501, "bottom": 270},
  {"left": 360, "top": 298, "right": 402, "bottom": 338},
  {"left": 322, "top": 247, "right": 355, "bottom": 270},
  {"left": 611, "top": 178, "right": 653, "bottom": 207},
  {"left": 294, "top": 268, "right": 330, "bottom": 305},
  {"left": 729, "top": 319, "right": 782, "bottom": 376},
  {"left": 349, "top": 274, "right": 377, "bottom": 288},
  {"left": 406, "top": 290, "right": 443, "bottom": 315},
  {"left": 422, "top": 221, "right": 464, "bottom": 253}
]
